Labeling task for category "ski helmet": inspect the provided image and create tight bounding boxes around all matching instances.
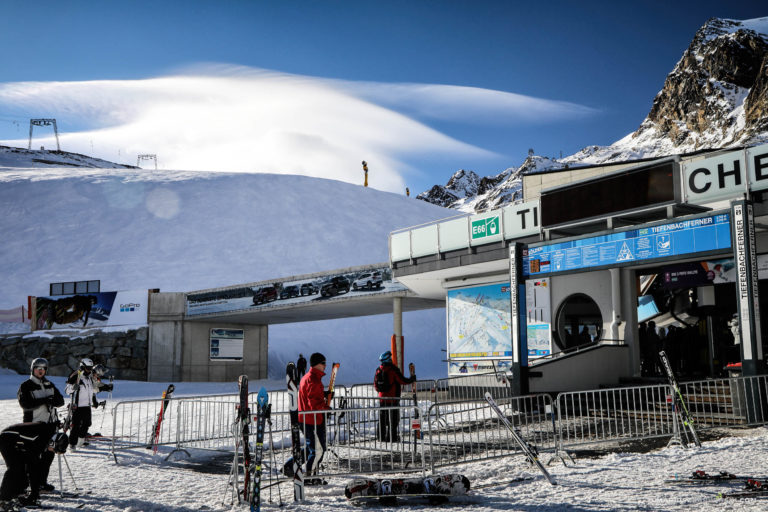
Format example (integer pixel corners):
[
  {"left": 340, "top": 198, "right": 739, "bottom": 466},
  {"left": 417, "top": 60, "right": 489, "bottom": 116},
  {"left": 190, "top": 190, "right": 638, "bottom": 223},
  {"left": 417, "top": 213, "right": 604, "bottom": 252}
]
[
  {"left": 379, "top": 351, "right": 393, "bottom": 363},
  {"left": 50, "top": 432, "right": 69, "bottom": 453},
  {"left": 30, "top": 357, "right": 48, "bottom": 373},
  {"left": 93, "top": 364, "right": 108, "bottom": 377},
  {"left": 80, "top": 358, "right": 94, "bottom": 370}
]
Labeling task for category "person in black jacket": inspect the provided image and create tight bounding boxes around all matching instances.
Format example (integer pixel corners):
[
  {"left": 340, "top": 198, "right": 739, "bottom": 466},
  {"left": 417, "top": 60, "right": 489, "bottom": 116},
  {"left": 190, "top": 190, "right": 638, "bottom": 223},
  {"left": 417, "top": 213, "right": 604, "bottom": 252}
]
[
  {"left": 374, "top": 351, "right": 416, "bottom": 442},
  {"left": 17, "top": 357, "right": 65, "bottom": 492},
  {"left": 296, "top": 354, "right": 307, "bottom": 378},
  {"left": 0, "top": 422, "right": 68, "bottom": 507}
]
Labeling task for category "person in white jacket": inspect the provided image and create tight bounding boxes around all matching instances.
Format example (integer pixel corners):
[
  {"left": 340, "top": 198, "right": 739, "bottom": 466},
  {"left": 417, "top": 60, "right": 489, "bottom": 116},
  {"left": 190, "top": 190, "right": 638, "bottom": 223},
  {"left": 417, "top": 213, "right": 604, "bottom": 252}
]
[{"left": 64, "top": 358, "right": 98, "bottom": 450}]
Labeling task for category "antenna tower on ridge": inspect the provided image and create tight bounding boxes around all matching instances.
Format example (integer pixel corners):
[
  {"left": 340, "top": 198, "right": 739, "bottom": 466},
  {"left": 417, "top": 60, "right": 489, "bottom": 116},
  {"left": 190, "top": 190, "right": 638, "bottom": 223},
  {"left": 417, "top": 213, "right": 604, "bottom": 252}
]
[
  {"left": 28, "top": 119, "right": 60, "bottom": 151},
  {"left": 137, "top": 154, "right": 158, "bottom": 169}
]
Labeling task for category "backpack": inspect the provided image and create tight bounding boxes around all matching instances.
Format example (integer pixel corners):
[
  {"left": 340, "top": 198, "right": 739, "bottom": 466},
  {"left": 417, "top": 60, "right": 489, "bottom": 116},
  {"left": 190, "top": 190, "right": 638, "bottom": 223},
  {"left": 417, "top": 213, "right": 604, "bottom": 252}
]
[{"left": 374, "top": 366, "right": 391, "bottom": 393}]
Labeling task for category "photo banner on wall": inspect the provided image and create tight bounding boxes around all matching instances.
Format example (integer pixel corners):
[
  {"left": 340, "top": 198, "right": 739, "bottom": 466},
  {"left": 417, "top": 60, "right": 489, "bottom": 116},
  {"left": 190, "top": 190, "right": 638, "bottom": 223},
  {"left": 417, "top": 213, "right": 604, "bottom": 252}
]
[
  {"left": 449, "top": 359, "right": 512, "bottom": 376},
  {"left": 34, "top": 290, "right": 148, "bottom": 330},
  {"left": 447, "top": 282, "right": 512, "bottom": 360}
]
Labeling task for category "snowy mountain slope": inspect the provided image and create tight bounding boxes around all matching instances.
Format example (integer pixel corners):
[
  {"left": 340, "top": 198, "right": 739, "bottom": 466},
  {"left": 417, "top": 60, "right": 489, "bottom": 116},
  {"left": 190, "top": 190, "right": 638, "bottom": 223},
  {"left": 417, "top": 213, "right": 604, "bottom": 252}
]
[
  {"left": 0, "top": 166, "right": 453, "bottom": 382},
  {"left": 0, "top": 144, "right": 136, "bottom": 169},
  {"left": 420, "top": 16, "right": 768, "bottom": 213}
]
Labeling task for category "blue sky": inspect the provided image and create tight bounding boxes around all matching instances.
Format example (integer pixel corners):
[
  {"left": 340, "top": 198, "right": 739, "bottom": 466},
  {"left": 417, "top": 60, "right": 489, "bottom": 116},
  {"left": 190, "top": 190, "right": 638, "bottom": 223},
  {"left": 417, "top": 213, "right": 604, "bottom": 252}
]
[{"left": 0, "top": 1, "right": 765, "bottom": 194}]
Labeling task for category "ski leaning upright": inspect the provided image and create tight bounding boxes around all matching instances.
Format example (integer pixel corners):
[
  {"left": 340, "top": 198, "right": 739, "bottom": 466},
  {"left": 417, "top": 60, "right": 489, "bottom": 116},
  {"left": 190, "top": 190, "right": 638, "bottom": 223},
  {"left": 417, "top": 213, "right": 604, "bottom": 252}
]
[
  {"left": 237, "top": 375, "right": 252, "bottom": 502},
  {"left": 485, "top": 392, "right": 557, "bottom": 485},
  {"left": 149, "top": 384, "right": 175, "bottom": 453},
  {"left": 326, "top": 362, "right": 340, "bottom": 406},
  {"left": 659, "top": 350, "right": 701, "bottom": 448},
  {"left": 285, "top": 362, "right": 305, "bottom": 501},
  {"left": 63, "top": 370, "right": 83, "bottom": 435},
  {"left": 249, "top": 387, "right": 269, "bottom": 512}
]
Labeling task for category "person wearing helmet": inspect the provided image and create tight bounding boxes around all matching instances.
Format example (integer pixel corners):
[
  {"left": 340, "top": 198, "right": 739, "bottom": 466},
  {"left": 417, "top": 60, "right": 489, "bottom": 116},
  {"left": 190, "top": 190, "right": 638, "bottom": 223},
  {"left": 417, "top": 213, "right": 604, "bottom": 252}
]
[
  {"left": 16, "top": 357, "right": 65, "bottom": 492},
  {"left": 374, "top": 351, "right": 415, "bottom": 442},
  {"left": 91, "top": 364, "right": 114, "bottom": 394},
  {"left": 65, "top": 358, "right": 98, "bottom": 450},
  {"left": 0, "top": 422, "right": 67, "bottom": 507}
]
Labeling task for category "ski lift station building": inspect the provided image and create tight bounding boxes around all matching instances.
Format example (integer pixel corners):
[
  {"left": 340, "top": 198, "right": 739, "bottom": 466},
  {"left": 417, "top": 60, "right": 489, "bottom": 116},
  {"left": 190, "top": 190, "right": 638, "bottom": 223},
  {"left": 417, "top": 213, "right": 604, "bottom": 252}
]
[
  {"left": 23, "top": 143, "right": 767, "bottom": 393},
  {"left": 389, "top": 143, "right": 768, "bottom": 394}
]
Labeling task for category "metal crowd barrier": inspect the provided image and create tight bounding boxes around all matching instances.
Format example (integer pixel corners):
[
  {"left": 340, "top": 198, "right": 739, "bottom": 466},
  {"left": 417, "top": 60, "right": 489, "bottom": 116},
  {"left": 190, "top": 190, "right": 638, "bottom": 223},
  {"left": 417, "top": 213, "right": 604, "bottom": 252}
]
[
  {"left": 555, "top": 384, "right": 673, "bottom": 451},
  {"left": 677, "top": 375, "right": 768, "bottom": 428},
  {"left": 425, "top": 393, "right": 555, "bottom": 472},
  {"left": 109, "top": 374, "right": 768, "bottom": 474}
]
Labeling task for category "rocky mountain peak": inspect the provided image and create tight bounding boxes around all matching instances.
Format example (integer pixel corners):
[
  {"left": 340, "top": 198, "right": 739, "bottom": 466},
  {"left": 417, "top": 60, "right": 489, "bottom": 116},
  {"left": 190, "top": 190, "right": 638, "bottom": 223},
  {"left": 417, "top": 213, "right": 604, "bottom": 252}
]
[{"left": 418, "top": 16, "right": 768, "bottom": 213}]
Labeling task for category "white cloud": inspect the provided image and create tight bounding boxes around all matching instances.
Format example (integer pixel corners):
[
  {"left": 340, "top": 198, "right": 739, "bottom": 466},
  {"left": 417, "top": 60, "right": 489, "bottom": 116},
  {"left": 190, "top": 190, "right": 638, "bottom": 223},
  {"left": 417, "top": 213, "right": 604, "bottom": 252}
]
[{"left": 0, "top": 66, "right": 596, "bottom": 192}]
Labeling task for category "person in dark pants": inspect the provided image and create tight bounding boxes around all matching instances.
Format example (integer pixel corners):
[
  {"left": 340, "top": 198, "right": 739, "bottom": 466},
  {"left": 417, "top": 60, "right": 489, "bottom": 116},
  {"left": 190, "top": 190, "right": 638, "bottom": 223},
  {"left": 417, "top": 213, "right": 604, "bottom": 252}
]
[
  {"left": 17, "top": 357, "right": 65, "bottom": 492},
  {"left": 296, "top": 354, "right": 307, "bottom": 378},
  {"left": 0, "top": 422, "right": 68, "bottom": 507},
  {"left": 65, "top": 358, "right": 99, "bottom": 449},
  {"left": 298, "top": 352, "right": 332, "bottom": 481},
  {"left": 374, "top": 351, "right": 416, "bottom": 442}
]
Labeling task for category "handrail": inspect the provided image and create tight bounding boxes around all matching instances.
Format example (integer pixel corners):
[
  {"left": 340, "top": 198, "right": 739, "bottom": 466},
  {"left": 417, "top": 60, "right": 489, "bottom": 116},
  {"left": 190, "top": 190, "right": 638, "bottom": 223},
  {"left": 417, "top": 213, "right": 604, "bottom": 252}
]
[{"left": 530, "top": 339, "right": 624, "bottom": 365}]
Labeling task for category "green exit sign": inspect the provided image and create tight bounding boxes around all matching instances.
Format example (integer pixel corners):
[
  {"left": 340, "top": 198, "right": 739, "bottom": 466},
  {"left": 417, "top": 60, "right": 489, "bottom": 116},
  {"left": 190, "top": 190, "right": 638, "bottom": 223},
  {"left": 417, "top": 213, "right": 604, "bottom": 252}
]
[{"left": 471, "top": 216, "right": 499, "bottom": 240}]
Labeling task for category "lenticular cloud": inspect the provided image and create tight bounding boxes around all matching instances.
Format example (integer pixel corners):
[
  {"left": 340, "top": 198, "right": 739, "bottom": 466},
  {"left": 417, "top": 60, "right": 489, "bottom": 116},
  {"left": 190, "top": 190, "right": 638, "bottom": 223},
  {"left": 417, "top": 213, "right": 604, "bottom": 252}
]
[{"left": 0, "top": 66, "right": 593, "bottom": 192}]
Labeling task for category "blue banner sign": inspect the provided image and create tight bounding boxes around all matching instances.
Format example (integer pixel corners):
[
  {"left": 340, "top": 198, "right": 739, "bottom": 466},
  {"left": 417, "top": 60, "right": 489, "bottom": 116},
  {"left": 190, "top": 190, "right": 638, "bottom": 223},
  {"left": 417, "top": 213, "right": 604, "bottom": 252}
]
[{"left": 524, "top": 213, "right": 732, "bottom": 276}]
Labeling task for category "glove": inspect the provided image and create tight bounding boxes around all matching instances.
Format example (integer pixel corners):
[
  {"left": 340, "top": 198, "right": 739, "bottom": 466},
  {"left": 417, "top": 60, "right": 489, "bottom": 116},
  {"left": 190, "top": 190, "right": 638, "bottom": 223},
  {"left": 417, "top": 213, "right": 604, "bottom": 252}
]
[{"left": 102, "top": 383, "right": 114, "bottom": 392}]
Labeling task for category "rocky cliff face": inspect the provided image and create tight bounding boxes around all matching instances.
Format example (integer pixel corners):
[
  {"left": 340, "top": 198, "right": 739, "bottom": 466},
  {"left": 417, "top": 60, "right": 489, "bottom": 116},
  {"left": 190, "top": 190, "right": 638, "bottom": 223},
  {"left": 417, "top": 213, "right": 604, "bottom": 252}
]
[{"left": 419, "top": 17, "right": 768, "bottom": 213}]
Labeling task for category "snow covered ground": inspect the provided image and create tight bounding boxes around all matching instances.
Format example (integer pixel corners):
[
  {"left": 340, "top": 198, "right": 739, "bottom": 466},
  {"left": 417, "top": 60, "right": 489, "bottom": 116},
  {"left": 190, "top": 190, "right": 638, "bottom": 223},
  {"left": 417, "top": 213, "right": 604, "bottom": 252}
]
[{"left": 2, "top": 371, "right": 768, "bottom": 511}]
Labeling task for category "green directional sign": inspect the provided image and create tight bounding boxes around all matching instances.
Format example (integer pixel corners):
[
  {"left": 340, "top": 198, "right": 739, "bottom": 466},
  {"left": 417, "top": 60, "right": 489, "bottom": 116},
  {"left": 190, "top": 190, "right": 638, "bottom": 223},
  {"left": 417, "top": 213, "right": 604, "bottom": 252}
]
[{"left": 471, "top": 216, "right": 500, "bottom": 240}]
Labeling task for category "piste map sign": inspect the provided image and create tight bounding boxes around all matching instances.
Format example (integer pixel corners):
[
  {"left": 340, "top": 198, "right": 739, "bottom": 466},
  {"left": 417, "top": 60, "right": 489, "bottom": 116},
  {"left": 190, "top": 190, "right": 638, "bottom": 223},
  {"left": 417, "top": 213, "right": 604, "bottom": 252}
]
[{"left": 524, "top": 213, "right": 732, "bottom": 277}]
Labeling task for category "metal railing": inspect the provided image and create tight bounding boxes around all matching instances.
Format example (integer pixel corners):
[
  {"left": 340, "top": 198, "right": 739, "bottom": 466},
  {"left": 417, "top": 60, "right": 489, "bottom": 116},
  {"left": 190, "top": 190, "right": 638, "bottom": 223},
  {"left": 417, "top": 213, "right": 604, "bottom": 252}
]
[
  {"left": 425, "top": 393, "right": 555, "bottom": 472},
  {"left": 556, "top": 384, "right": 673, "bottom": 451},
  {"left": 108, "top": 373, "right": 768, "bottom": 480}
]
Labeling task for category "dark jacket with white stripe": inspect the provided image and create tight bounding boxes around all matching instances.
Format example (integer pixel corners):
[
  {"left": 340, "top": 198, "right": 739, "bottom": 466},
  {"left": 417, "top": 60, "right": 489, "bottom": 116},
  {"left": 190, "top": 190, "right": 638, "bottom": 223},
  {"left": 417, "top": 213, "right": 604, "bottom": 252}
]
[{"left": 18, "top": 376, "right": 65, "bottom": 423}]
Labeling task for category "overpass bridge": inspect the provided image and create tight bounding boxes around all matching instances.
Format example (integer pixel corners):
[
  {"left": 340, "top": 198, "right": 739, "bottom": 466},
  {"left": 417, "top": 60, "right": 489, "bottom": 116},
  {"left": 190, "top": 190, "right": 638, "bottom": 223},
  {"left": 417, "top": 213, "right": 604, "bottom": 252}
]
[{"left": 148, "top": 263, "right": 445, "bottom": 382}]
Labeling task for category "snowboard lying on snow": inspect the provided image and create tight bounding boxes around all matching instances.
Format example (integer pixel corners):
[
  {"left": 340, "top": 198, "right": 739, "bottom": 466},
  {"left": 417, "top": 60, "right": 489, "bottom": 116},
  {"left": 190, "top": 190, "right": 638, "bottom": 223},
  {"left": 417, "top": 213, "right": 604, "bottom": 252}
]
[{"left": 344, "top": 474, "right": 470, "bottom": 504}]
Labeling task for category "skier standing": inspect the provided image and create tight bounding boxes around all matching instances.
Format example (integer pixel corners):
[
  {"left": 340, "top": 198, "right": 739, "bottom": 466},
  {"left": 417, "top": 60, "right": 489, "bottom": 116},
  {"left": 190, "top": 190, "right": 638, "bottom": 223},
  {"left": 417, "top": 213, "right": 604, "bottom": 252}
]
[
  {"left": 374, "top": 351, "right": 415, "bottom": 442},
  {"left": 296, "top": 354, "right": 307, "bottom": 378},
  {"left": 16, "top": 357, "right": 65, "bottom": 492},
  {"left": 298, "top": 353, "right": 332, "bottom": 479},
  {"left": 65, "top": 358, "right": 99, "bottom": 449},
  {"left": 0, "top": 422, "right": 68, "bottom": 507}
]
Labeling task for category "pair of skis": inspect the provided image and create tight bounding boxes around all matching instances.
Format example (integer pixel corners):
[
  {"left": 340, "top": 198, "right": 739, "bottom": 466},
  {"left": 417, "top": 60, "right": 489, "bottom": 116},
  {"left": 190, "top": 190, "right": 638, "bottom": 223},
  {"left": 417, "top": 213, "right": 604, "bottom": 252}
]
[
  {"left": 149, "top": 384, "right": 175, "bottom": 453},
  {"left": 659, "top": 350, "right": 701, "bottom": 448},
  {"left": 237, "top": 375, "right": 270, "bottom": 512},
  {"left": 485, "top": 392, "right": 557, "bottom": 485},
  {"left": 666, "top": 470, "right": 768, "bottom": 485}
]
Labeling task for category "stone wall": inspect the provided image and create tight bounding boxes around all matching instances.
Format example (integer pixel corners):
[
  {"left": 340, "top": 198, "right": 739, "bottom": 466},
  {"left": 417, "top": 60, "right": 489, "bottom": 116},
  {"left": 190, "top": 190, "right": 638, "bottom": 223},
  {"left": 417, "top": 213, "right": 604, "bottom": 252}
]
[{"left": 0, "top": 327, "right": 148, "bottom": 380}]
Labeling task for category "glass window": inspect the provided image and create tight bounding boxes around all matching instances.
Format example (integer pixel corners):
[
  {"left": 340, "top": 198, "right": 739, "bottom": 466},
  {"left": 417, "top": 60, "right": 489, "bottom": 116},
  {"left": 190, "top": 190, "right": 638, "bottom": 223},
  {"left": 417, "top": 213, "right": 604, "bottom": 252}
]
[{"left": 555, "top": 293, "right": 603, "bottom": 350}]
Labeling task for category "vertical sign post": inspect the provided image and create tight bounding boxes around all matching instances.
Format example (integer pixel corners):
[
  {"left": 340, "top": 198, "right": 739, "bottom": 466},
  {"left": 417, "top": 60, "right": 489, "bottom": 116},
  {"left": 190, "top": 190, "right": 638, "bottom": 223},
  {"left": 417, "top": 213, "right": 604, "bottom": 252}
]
[
  {"left": 731, "top": 200, "right": 765, "bottom": 423},
  {"left": 509, "top": 243, "right": 525, "bottom": 395},
  {"left": 731, "top": 200, "right": 764, "bottom": 375}
]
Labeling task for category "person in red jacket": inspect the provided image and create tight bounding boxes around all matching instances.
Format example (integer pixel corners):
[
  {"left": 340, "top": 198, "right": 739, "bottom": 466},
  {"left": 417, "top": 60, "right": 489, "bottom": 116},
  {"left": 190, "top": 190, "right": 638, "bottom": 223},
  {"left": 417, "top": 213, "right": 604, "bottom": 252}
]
[
  {"left": 374, "top": 351, "right": 416, "bottom": 442},
  {"left": 298, "top": 352, "right": 332, "bottom": 480}
]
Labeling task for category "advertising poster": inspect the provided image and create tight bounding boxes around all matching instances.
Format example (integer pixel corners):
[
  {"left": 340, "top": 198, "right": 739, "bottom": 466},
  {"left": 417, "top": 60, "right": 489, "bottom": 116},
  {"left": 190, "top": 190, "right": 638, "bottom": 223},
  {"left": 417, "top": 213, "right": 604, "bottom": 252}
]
[
  {"left": 186, "top": 266, "right": 405, "bottom": 316},
  {"left": 34, "top": 290, "right": 149, "bottom": 330},
  {"left": 447, "top": 282, "right": 512, "bottom": 360},
  {"left": 210, "top": 328, "right": 244, "bottom": 361},
  {"left": 448, "top": 359, "right": 512, "bottom": 376},
  {"left": 525, "top": 278, "right": 552, "bottom": 358}
]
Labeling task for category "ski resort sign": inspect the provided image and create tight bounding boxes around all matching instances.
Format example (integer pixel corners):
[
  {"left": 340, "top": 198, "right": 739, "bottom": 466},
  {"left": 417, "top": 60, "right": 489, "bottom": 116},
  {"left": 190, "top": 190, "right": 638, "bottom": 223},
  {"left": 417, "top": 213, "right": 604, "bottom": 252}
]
[
  {"left": 471, "top": 215, "right": 500, "bottom": 241},
  {"left": 682, "top": 143, "right": 768, "bottom": 205}
]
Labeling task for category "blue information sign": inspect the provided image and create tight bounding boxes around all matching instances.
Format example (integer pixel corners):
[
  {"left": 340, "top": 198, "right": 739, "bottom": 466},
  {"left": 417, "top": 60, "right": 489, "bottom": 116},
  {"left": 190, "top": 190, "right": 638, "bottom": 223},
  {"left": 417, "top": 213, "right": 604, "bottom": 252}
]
[{"left": 524, "top": 213, "right": 732, "bottom": 276}]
